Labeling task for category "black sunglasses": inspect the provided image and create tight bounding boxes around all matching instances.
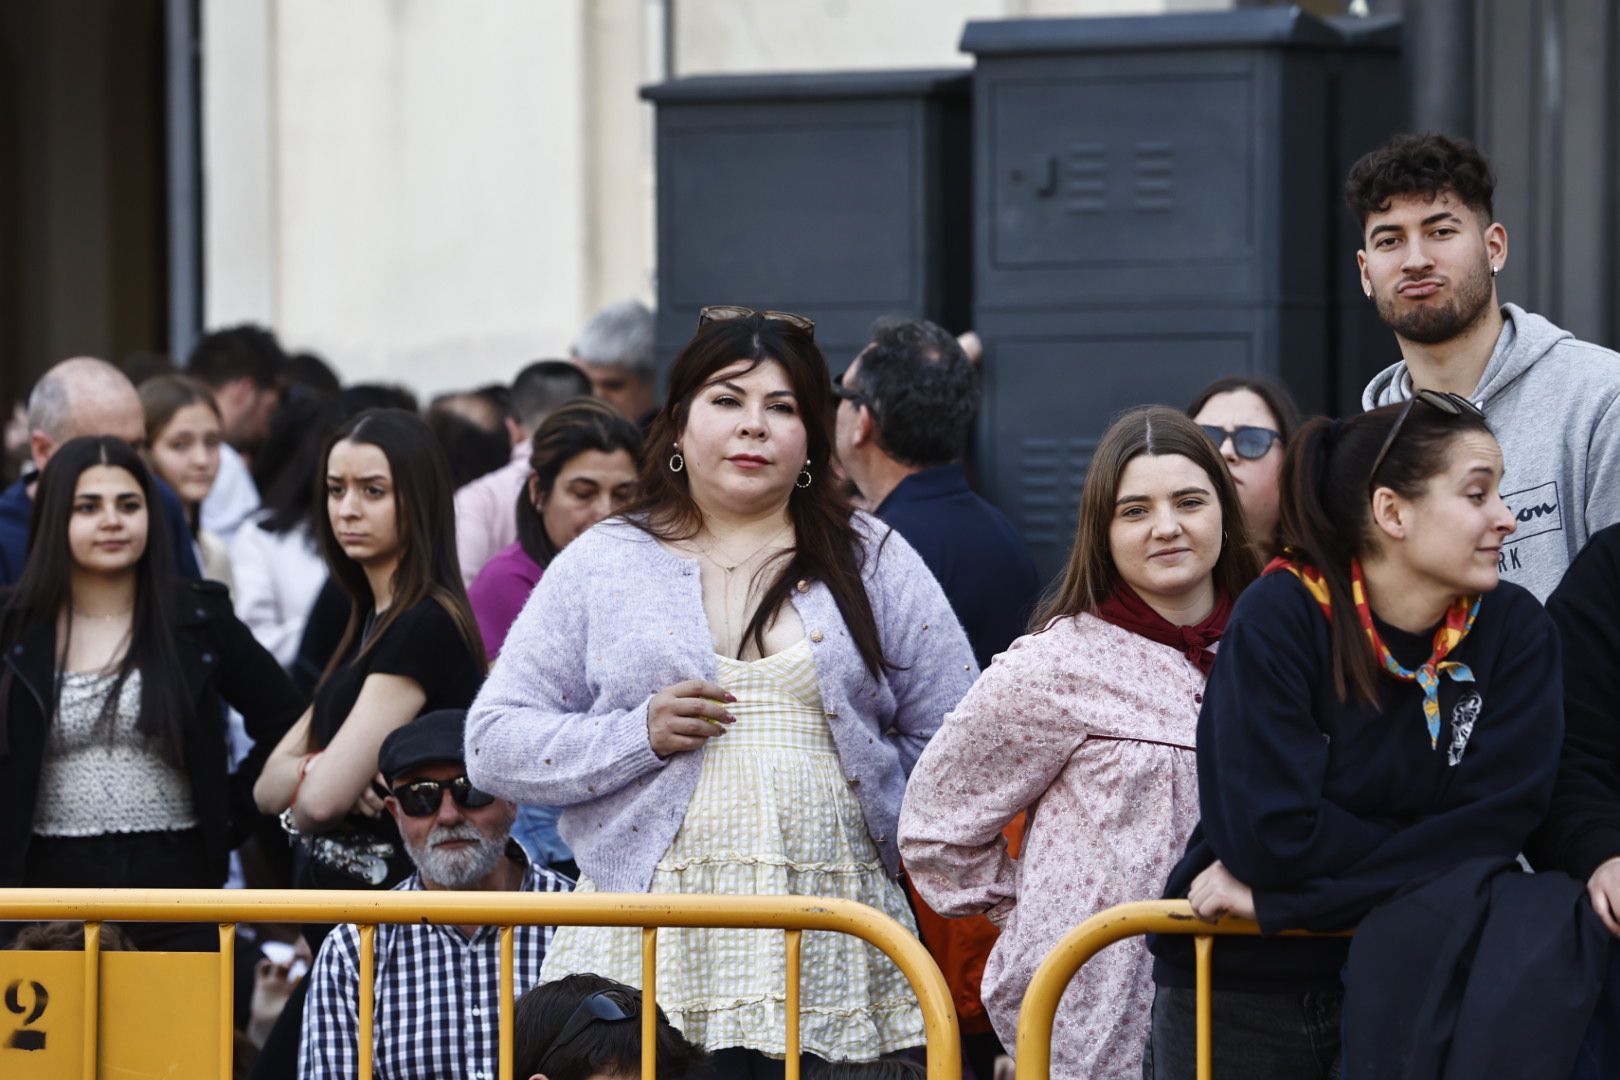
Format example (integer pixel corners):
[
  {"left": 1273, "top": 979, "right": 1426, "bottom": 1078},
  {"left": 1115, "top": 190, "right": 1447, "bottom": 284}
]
[
  {"left": 1199, "top": 424, "right": 1280, "bottom": 461},
  {"left": 532, "top": 989, "right": 638, "bottom": 1076},
  {"left": 697, "top": 305, "right": 816, "bottom": 338},
  {"left": 831, "top": 370, "right": 866, "bottom": 405},
  {"left": 389, "top": 775, "right": 496, "bottom": 818},
  {"left": 1367, "top": 389, "right": 1486, "bottom": 496}
]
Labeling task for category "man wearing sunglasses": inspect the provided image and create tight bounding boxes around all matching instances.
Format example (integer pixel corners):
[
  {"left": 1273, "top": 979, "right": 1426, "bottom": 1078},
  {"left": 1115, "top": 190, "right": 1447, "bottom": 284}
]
[
  {"left": 300, "top": 709, "right": 572, "bottom": 1080},
  {"left": 1352, "top": 132, "right": 1620, "bottom": 602}
]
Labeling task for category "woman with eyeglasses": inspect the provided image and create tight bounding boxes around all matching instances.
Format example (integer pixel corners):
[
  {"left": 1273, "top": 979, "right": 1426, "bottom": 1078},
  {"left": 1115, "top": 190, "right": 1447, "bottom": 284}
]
[
  {"left": 0, "top": 437, "right": 303, "bottom": 950},
  {"left": 900, "top": 407, "right": 1259, "bottom": 1079},
  {"left": 1187, "top": 375, "right": 1303, "bottom": 561},
  {"left": 1144, "top": 395, "right": 1589, "bottom": 1078},
  {"left": 513, "top": 973, "right": 712, "bottom": 1080},
  {"left": 254, "top": 410, "right": 485, "bottom": 899},
  {"left": 468, "top": 307, "right": 977, "bottom": 1074}
]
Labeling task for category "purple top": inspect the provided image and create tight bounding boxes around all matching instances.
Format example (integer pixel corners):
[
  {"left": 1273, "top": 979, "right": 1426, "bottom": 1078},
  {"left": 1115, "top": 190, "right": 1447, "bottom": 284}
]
[
  {"left": 468, "top": 541, "right": 544, "bottom": 660},
  {"left": 465, "top": 514, "right": 978, "bottom": 893}
]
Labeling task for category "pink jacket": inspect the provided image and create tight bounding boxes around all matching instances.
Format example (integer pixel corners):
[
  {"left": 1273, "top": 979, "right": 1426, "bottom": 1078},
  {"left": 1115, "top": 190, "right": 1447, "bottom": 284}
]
[
  {"left": 454, "top": 444, "right": 530, "bottom": 586},
  {"left": 899, "top": 614, "right": 1206, "bottom": 1080}
]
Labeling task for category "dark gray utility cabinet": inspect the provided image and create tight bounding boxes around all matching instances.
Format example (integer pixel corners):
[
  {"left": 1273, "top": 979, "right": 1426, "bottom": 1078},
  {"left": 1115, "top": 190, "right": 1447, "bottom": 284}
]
[
  {"left": 961, "top": 8, "right": 1405, "bottom": 578},
  {"left": 641, "top": 70, "right": 972, "bottom": 374}
]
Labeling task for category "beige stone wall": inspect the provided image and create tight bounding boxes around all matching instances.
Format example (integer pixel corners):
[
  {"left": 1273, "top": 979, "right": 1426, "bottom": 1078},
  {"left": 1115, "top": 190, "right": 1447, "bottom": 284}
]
[{"left": 201, "top": 0, "right": 1228, "bottom": 394}]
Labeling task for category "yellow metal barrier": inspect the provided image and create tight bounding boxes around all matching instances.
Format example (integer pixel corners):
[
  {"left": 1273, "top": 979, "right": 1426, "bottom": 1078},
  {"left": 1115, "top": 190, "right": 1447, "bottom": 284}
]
[
  {"left": 1014, "top": 900, "right": 1348, "bottom": 1080},
  {"left": 0, "top": 888, "right": 960, "bottom": 1080}
]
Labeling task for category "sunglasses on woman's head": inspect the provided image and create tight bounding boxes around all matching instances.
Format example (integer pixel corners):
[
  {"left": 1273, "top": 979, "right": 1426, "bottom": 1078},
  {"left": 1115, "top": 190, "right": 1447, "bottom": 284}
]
[
  {"left": 697, "top": 305, "right": 816, "bottom": 338},
  {"left": 389, "top": 775, "right": 496, "bottom": 818},
  {"left": 1199, "top": 424, "right": 1281, "bottom": 461},
  {"left": 533, "top": 989, "right": 638, "bottom": 1076},
  {"left": 1367, "top": 389, "right": 1486, "bottom": 497}
]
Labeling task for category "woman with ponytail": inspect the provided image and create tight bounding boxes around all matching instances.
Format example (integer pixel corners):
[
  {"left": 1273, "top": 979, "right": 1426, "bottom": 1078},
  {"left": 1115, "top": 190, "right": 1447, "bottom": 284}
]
[
  {"left": 900, "top": 406, "right": 1258, "bottom": 1079},
  {"left": 466, "top": 309, "right": 977, "bottom": 1073},
  {"left": 1145, "top": 395, "right": 1589, "bottom": 1078}
]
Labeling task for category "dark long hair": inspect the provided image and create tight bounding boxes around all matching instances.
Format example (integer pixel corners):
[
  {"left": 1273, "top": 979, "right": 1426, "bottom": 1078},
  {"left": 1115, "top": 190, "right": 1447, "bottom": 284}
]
[
  {"left": 1279, "top": 402, "right": 1495, "bottom": 703},
  {"left": 1034, "top": 406, "right": 1260, "bottom": 629},
  {"left": 260, "top": 385, "right": 420, "bottom": 537},
  {"left": 514, "top": 397, "right": 642, "bottom": 568},
  {"left": 1186, "top": 374, "right": 1304, "bottom": 447},
  {"left": 313, "top": 410, "right": 485, "bottom": 687},
  {"left": 622, "top": 314, "right": 888, "bottom": 675},
  {"left": 0, "top": 437, "right": 190, "bottom": 763}
]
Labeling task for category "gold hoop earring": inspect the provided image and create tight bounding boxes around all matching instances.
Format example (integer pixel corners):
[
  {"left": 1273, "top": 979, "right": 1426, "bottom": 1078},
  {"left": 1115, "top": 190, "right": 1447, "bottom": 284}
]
[
  {"left": 668, "top": 449, "right": 684, "bottom": 473},
  {"left": 796, "top": 460, "right": 813, "bottom": 489}
]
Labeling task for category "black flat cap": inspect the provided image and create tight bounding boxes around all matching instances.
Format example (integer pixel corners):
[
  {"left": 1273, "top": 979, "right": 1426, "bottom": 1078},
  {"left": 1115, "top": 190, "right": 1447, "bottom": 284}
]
[{"left": 378, "top": 709, "right": 468, "bottom": 782}]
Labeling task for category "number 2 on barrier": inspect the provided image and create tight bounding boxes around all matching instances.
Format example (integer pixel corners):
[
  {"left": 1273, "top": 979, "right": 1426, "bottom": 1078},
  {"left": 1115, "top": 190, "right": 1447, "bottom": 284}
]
[{"left": 5, "top": 979, "right": 49, "bottom": 1051}]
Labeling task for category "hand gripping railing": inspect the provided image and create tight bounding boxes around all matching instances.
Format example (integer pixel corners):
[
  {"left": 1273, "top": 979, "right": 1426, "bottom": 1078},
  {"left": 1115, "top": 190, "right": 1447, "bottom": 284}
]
[
  {"left": 1014, "top": 900, "right": 1348, "bottom": 1080},
  {"left": 0, "top": 888, "right": 961, "bottom": 1080}
]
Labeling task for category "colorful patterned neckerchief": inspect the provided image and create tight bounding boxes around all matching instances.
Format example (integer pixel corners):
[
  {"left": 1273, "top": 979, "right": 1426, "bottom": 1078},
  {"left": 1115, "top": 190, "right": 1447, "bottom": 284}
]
[{"left": 1263, "top": 555, "right": 1481, "bottom": 750}]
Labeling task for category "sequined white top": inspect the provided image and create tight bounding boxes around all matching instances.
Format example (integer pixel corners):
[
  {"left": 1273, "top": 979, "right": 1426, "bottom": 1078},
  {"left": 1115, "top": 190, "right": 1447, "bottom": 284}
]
[{"left": 33, "top": 669, "right": 199, "bottom": 836}]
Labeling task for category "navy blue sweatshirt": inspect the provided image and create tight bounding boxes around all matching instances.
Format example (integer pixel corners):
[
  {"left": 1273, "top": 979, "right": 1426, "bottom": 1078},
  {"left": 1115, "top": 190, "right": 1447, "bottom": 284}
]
[
  {"left": 1153, "top": 570, "right": 1563, "bottom": 990},
  {"left": 1531, "top": 523, "right": 1620, "bottom": 879}
]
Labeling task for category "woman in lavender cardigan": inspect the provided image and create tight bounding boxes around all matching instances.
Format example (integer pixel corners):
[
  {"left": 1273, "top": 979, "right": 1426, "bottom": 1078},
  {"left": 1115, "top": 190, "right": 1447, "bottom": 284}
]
[
  {"left": 466, "top": 308, "right": 977, "bottom": 1074},
  {"left": 899, "top": 407, "right": 1259, "bottom": 1079}
]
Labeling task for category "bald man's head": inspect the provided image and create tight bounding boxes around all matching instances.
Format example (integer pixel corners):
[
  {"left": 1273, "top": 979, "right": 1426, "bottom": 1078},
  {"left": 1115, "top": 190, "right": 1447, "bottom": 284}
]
[{"left": 27, "top": 357, "right": 146, "bottom": 471}]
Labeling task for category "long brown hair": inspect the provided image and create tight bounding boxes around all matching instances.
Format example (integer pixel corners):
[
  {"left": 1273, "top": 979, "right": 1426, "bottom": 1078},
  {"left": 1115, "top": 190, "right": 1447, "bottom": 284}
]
[
  {"left": 1280, "top": 403, "right": 1494, "bottom": 704},
  {"left": 1034, "top": 405, "right": 1260, "bottom": 629},
  {"left": 314, "top": 409, "right": 485, "bottom": 687},
  {"left": 622, "top": 314, "right": 888, "bottom": 675}
]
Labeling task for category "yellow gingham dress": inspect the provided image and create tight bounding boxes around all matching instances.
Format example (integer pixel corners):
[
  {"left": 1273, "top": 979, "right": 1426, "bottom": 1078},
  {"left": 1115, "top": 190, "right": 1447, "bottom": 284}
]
[{"left": 539, "top": 638, "right": 926, "bottom": 1060}]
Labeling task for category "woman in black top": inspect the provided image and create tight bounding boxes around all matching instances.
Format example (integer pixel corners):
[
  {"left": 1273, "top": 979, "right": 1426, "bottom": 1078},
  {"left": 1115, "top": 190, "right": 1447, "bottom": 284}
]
[
  {"left": 254, "top": 409, "right": 484, "bottom": 890},
  {"left": 0, "top": 437, "right": 302, "bottom": 948},
  {"left": 1146, "top": 396, "right": 1574, "bottom": 1078}
]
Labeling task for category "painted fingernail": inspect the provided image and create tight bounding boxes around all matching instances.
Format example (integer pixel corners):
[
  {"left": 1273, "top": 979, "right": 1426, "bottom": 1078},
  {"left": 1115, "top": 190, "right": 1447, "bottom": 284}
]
[
  {"left": 724, "top": 713, "right": 737, "bottom": 723},
  {"left": 723, "top": 692, "right": 737, "bottom": 703}
]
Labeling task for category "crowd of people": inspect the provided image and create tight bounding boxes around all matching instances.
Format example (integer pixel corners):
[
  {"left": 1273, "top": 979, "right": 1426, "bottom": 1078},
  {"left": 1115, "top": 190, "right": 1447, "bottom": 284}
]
[{"left": 6, "top": 130, "right": 1620, "bottom": 1080}]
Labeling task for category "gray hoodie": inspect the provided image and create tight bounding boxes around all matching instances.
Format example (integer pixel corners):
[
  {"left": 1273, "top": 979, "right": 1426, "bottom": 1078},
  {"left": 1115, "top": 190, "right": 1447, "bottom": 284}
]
[{"left": 1362, "top": 304, "right": 1620, "bottom": 602}]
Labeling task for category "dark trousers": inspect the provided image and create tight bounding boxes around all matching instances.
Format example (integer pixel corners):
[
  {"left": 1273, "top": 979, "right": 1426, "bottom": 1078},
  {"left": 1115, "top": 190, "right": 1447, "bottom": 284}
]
[
  {"left": 1144, "top": 985, "right": 1343, "bottom": 1080},
  {"left": 18, "top": 829, "right": 217, "bottom": 952}
]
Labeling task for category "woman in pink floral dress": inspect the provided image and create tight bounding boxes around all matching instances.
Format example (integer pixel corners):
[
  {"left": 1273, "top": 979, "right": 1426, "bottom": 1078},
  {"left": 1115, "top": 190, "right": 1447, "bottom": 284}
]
[{"left": 899, "top": 406, "right": 1259, "bottom": 1078}]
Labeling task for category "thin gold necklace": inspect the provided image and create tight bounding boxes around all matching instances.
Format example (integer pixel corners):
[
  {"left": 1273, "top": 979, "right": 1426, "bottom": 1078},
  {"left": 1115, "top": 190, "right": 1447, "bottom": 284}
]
[
  {"left": 699, "top": 522, "right": 793, "bottom": 654},
  {"left": 72, "top": 608, "right": 133, "bottom": 620},
  {"left": 698, "top": 522, "right": 793, "bottom": 574}
]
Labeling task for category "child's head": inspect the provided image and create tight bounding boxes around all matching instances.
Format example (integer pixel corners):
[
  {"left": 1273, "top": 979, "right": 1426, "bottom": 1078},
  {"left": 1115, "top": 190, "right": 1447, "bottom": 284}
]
[
  {"left": 814, "top": 1060, "right": 928, "bottom": 1080},
  {"left": 513, "top": 973, "right": 710, "bottom": 1080}
]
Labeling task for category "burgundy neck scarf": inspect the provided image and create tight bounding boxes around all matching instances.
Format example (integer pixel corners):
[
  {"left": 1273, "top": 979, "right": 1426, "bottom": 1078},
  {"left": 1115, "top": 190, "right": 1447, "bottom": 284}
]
[{"left": 1095, "top": 582, "right": 1233, "bottom": 676}]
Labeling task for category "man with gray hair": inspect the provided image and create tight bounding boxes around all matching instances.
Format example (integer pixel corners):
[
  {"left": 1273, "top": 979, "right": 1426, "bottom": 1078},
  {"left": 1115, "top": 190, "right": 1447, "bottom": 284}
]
[
  {"left": 453, "top": 359, "right": 593, "bottom": 586},
  {"left": 0, "top": 357, "right": 201, "bottom": 583},
  {"left": 572, "top": 298, "right": 657, "bottom": 425}
]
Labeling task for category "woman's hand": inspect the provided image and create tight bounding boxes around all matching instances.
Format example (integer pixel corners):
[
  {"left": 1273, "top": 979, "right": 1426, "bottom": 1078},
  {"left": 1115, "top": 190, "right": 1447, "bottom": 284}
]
[
  {"left": 1588, "top": 857, "right": 1620, "bottom": 935},
  {"left": 349, "top": 771, "right": 389, "bottom": 819},
  {"left": 647, "top": 679, "right": 736, "bottom": 757},
  {"left": 1188, "top": 859, "right": 1256, "bottom": 923}
]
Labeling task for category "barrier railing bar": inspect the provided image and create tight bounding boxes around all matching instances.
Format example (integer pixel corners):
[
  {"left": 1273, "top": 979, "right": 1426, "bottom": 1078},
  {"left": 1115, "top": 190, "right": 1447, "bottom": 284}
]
[
  {"left": 0, "top": 889, "right": 960, "bottom": 1080},
  {"left": 82, "top": 920, "right": 100, "bottom": 1080},
  {"left": 1014, "top": 901, "right": 1348, "bottom": 1080},
  {"left": 642, "top": 926, "right": 659, "bottom": 1080},
  {"left": 786, "top": 928, "right": 802, "bottom": 1079},
  {"left": 1193, "top": 935, "right": 1213, "bottom": 1080},
  {"left": 219, "top": 923, "right": 236, "bottom": 1079},
  {"left": 499, "top": 923, "right": 515, "bottom": 1080},
  {"left": 359, "top": 922, "right": 376, "bottom": 1080}
]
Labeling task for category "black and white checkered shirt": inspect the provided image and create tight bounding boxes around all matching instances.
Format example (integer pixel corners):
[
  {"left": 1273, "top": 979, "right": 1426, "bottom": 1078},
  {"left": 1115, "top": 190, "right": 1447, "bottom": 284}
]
[{"left": 298, "top": 848, "right": 573, "bottom": 1080}]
